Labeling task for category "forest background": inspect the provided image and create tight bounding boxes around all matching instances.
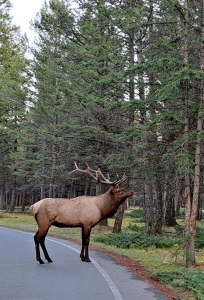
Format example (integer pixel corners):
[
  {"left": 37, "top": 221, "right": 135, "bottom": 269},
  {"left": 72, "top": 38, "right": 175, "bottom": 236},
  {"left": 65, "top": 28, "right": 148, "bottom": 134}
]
[{"left": 0, "top": 0, "right": 204, "bottom": 272}]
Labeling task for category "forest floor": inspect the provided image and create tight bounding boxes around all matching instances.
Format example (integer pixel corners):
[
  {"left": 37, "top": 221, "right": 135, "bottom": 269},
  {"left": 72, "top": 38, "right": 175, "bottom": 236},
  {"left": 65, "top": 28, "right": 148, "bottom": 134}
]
[{"left": 0, "top": 207, "right": 204, "bottom": 300}]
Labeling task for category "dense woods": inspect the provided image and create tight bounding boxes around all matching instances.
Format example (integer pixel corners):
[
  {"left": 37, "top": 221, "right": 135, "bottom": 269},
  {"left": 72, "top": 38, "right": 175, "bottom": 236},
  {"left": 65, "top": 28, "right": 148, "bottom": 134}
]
[{"left": 1, "top": 0, "right": 204, "bottom": 266}]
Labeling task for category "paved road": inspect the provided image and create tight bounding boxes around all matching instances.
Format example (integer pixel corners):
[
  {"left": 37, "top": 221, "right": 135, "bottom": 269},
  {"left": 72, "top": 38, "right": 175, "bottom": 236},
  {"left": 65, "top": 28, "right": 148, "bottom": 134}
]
[{"left": 0, "top": 227, "right": 169, "bottom": 300}]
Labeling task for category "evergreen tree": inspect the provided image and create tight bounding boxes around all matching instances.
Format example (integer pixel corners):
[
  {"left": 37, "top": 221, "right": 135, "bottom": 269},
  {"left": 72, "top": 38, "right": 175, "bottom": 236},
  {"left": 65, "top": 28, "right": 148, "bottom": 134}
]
[
  {"left": 0, "top": 0, "right": 29, "bottom": 210},
  {"left": 29, "top": 0, "right": 77, "bottom": 198}
]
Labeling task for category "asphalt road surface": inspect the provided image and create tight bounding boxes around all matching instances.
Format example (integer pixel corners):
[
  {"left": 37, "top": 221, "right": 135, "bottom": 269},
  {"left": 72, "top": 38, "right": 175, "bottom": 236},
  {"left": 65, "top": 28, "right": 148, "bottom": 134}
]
[{"left": 0, "top": 227, "right": 169, "bottom": 300}]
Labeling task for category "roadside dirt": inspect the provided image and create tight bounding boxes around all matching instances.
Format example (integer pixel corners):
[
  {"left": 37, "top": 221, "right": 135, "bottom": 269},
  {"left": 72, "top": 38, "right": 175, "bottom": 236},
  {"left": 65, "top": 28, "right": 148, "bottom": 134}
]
[{"left": 52, "top": 234, "right": 179, "bottom": 300}]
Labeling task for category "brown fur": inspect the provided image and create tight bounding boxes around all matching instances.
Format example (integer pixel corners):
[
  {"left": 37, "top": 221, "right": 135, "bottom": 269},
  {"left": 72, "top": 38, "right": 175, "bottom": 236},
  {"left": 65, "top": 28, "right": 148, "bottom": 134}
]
[{"left": 30, "top": 185, "right": 133, "bottom": 264}]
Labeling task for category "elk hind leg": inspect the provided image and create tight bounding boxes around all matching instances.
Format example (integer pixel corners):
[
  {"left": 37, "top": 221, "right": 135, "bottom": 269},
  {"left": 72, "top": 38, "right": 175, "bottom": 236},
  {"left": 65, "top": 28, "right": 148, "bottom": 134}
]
[
  {"left": 34, "top": 230, "right": 45, "bottom": 264},
  {"left": 39, "top": 230, "right": 53, "bottom": 263},
  {"left": 34, "top": 227, "right": 52, "bottom": 264}
]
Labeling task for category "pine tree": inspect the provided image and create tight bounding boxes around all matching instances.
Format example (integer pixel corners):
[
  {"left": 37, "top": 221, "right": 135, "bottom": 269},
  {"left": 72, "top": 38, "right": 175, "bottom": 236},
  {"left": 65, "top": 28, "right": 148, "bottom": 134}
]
[
  {"left": 29, "top": 0, "right": 79, "bottom": 199},
  {"left": 0, "top": 0, "right": 29, "bottom": 210}
]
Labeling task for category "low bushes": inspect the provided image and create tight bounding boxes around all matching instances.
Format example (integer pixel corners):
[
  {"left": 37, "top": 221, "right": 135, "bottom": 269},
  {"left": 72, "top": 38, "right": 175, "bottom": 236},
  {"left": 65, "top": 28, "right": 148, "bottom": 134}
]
[
  {"left": 125, "top": 209, "right": 144, "bottom": 218},
  {"left": 128, "top": 223, "right": 146, "bottom": 232},
  {"left": 94, "top": 232, "right": 179, "bottom": 249},
  {"left": 150, "top": 270, "right": 204, "bottom": 300},
  {"left": 175, "top": 225, "right": 204, "bottom": 249}
]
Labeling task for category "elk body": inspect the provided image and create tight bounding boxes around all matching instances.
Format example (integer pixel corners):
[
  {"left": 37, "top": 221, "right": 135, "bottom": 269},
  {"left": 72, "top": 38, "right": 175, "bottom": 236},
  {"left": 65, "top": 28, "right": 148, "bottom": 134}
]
[{"left": 30, "top": 163, "right": 133, "bottom": 264}]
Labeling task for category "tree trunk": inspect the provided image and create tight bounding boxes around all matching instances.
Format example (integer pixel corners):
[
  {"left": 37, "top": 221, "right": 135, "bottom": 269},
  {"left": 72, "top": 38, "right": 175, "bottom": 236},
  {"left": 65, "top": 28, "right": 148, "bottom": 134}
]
[
  {"left": 1, "top": 189, "right": 6, "bottom": 210},
  {"left": 155, "top": 180, "right": 163, "bottom": 234},
  {"left": 112, "top": 200, "right": 127, "bottom": 233},
  {"left": 84, "top": 176, "right": 91, "bottom": 196},
  {"left": 69, "top": 182, "right": 76, "bottom": 198},
  {"left": 49, "top": 142, "right": 57, "bottom": 198},
  {"left": 165, "top": 196, "right": 177, "bottom": 227},
  {"left": 10, "top": 175, "right": 17, "bottom": 212},
  {"left": 145, "top": 181, "right": 155, "bottom": 235},
  {"left": 137, "top": 18, "right": 155, "bottom": 235},
  {"left": 97, "top": 183, "right": 108, "bottom": 226},
  {"left": 21, "top": 191, "right": 26, "bottom": 212},
  {"left": 182, "top": 0, "right": 193, "bottom": 266},
  {"left": 187, "top": 22, "right": 203, "bottom": 267},
  {"left": 32, "top": 188, "right": 36, "bottom": 205},
  {"left": 40, "top": 142, "right": 46, "bottom": 199},
  {"left": 185, "top": 0, "right": 204, "bottom": 266},
  {"left": 112, "top": 0, "right": 136, "bottom": 233}
]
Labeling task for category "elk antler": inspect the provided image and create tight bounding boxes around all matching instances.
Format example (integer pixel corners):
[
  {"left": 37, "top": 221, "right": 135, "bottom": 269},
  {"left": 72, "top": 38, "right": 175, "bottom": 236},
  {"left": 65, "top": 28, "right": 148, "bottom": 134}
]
[
  {"left": 69, "top": 162, "right": 127, "bottom": 185},
  {"left": 69, "top": 162, "right": 99, "bottom": 182}
]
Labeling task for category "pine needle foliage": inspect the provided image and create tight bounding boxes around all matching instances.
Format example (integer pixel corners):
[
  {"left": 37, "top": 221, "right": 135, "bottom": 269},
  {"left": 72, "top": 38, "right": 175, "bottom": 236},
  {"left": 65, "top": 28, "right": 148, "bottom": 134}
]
[
  {"left": 150, "top": 270, "right": 204, "bottom": 300},
  {"left": 94, "top": 232, "right": 178, "bottom": 249}
]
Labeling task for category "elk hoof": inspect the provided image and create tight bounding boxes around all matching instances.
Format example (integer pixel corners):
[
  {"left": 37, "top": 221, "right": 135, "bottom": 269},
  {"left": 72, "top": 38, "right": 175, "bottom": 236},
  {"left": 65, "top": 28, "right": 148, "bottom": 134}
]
[
  {"left": 86, "top": 258, "right": 91, "bottom": 262},
  {"left": 38, "top": 259, "right": 45, "bottom": 264},
  {"left": 47, "top": 258, "right": 53, "bottom": 263}
]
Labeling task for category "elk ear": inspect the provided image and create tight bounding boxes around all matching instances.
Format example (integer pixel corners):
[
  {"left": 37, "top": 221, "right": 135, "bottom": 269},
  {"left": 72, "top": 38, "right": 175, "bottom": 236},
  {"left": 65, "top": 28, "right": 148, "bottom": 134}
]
[{"left": 110, "top": 187, "right": 115, "bottom": 194}]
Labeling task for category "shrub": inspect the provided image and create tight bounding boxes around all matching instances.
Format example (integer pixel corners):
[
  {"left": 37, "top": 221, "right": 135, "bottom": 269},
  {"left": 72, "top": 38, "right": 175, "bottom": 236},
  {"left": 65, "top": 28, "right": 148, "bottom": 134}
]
[
  {"left": 179, "top": 208, "right": 185, "bottom": 216},
  {"left": 175, "top": 225, "right": 204, "bottom": 249},
  {"left": 94, "top": 232, "right": 178, "bottom": 249},
  {"left": 175, "top": 224, "right": 185, "bottom": 233},
  {"left": 150, "top": 270, "right": 204, "bottom": 300},
  {"left": 195, "top": 227, "right": 204, "bottom": 249},
  {"left": 125, "top": 209, "right": 144, "bottom": 218},
  {"left": 128, "top": 223, "right": 146, "bottom": 232}
]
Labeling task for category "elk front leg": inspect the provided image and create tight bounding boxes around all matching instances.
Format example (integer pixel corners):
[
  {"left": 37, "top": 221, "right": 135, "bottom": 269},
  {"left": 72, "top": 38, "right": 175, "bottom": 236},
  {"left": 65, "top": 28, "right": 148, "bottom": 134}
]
[
  {"left": 80, "top": 227, "right": 85, "bottom": 261},
  {"left": 80, "top": 226, "right": 91, "bottom": 262}
]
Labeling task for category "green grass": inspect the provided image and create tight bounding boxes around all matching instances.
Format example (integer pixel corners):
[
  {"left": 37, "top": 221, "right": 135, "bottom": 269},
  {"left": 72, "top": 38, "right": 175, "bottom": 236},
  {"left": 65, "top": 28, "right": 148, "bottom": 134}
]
[
  {"left": 151, "top": 270, "right": 204, "bottom": 300},
  {"left": 0, "top": 207, "right": 204, "bottom": 300}
]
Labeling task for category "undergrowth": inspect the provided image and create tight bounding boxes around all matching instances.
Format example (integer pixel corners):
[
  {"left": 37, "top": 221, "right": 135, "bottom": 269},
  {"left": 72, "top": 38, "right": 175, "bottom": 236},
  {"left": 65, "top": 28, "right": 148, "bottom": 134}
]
[
  {"left": 150, "top": 270, "right": 204, "bottom": 300},
  {"left": 125, "top": 209, "right": 144, "bottom": 218},
  {"left": 175, "top": 225, "right": 204, "bottom": 249},
  {"left": 128, "top": 223, "right": 146, "bottom": 232},
  {"left": 94, "top": 232, "right": 179, "bottom": 249}
]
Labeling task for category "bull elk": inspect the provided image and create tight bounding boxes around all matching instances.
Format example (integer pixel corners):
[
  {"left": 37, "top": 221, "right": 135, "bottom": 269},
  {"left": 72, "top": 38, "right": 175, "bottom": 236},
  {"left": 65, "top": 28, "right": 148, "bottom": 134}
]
[{"left": 30, "top": 163, "right": 133, "bottom": 264}]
